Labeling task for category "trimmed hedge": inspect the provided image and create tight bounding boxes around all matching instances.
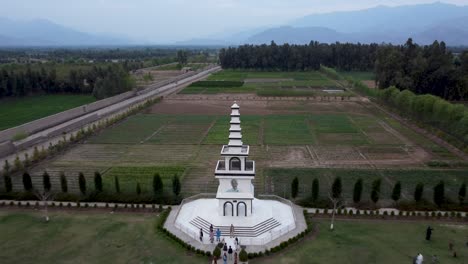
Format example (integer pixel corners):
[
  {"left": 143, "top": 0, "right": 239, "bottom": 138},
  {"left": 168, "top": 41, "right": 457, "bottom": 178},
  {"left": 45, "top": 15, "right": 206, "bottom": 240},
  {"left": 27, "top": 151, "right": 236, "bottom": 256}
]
[{"left": 189, "top": 81, "right": 244, "bottom": 88}]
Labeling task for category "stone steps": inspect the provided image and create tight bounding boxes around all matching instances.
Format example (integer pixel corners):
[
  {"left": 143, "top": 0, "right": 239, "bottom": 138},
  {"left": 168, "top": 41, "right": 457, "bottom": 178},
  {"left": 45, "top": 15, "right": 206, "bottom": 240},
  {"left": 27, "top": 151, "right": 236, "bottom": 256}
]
[{"left": 189, "top": 216, "right": 281, "bottom": 238}]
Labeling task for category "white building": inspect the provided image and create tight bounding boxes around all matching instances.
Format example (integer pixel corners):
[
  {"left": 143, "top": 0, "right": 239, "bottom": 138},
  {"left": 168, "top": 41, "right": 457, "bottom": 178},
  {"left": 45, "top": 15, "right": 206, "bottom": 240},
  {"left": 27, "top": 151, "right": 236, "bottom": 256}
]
[{"left": 215, "top": 102, "right": 255, "bottom": 217}]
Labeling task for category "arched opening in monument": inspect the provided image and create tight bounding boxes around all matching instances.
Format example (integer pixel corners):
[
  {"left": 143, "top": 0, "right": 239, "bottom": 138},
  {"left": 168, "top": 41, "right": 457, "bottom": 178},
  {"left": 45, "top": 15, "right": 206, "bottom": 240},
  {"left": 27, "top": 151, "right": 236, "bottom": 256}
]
[
  {"left": 223, "top": 201, "right": 234, "bottom": 216},
  {"left": 237, "top": 202, "right": 247, "bottom": 217},
  {"left": 230, "top": 157, "right": 241, "bottom": 171}
]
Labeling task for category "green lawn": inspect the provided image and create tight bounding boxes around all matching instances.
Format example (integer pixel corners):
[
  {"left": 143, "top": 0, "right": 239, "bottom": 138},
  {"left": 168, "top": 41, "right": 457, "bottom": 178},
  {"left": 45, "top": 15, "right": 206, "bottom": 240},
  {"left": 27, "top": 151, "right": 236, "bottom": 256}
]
[
  {"left": 0, "top": 212, "right": 203, "bottom": 264},
  {"left": 0, "top": 94, "right": 96, "bottom": 131},
  {"left": 258, "top": 219, "right": 467, "bottom": 264},
  {"left": 267, "top": 168, "right": 468, "bottom": 203},
  {"left": 102, "top": 166, "right": 185, "bottom": 194}
]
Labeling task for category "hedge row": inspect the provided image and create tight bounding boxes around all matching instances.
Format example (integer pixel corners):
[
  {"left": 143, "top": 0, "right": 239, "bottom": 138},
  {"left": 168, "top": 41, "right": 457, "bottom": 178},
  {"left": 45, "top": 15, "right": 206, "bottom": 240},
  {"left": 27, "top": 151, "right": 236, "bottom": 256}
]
[{"left": 312, "top": 208, "right": 465, "bottom": 219}]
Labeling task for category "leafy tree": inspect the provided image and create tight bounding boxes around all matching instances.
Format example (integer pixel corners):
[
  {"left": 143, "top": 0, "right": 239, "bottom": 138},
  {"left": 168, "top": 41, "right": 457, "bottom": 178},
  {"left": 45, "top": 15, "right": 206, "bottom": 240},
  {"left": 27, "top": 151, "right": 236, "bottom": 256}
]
[
  {"left": 3, "top": 174, "right": 12, "bottom": 192},
  {"left": 42, "top": 171, "right": 51, "bottom": 192},
  {"left": 291, "top": 177, "right": 299, "bottom": 199},
  {"left": 153, "top": 173, "right": 163, "bottom": 196},
  {"left": 331, "top": 177, "right": 342, "bottom": 199},
  {"left": 136, "top": 182, "right": 141, "bottom": 195},
  {"left": 78, "top": 172, "right": 86, "bottom": 195},
  {"left": 172, "top": 174, "right": 181, "bottom": 196},
  {"left": 177, "top": 50, "right": 188, "bottom": 66},
  {"left": 3, "top": 160, "right": 10, "bottom": 174},
  {"left": 433, "top": 180, "right": 445, "bottom": 207},
  {"left": 22, "top": 172, "right": 33, "bottom": 191},
  {"left": 213, "top": 247, "right": 221, "bottom": 260},
  {"left": 114, "top": 176, "right": 120, "bottom": 193},
  {"left": 371, "top": 179, "right": 381, "bottom": 204},
  {"left": 353, "top": 178, "right": 363, "bottom": 203},
  {"left": 458, "top": 182, "right": 466, "bottom": 204},
  {"left": 239, "top": 249, "right": 248, "bottom": 262},
  {"left": 60, "top": 172, "right": 68, "bottom": 193},
  {"left": 391, "top": 181, "right": 401, "bottom": 203},
  {"left": 311, "top": 178, "right": 319, "bottom": 202},
  {"left": 94, "top": 171, "right": 103, "bottom": 193},
  {"left": 414, "top": 183, "right": 424, "bottom": 202}
]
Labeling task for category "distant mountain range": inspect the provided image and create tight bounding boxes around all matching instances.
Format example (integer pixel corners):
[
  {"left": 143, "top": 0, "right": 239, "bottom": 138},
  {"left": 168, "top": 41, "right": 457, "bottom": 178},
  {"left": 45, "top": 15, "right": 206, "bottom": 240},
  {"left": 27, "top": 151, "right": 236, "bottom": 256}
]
[
  {"left": 1, "top": 2, "right": 468, "bottom": 46},
  {"left": 0, "top": 17, "right": 133, "bottom": 46},
  {"left": 189, "top": 2, "right": 468, "bottom": 46}
]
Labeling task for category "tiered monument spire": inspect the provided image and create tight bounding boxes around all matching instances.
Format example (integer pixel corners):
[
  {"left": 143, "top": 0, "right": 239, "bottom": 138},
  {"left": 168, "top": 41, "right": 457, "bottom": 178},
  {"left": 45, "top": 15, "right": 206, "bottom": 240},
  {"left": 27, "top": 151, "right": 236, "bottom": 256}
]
[{"left": 215, "top": 102, "right": 255, "bottom": 217}]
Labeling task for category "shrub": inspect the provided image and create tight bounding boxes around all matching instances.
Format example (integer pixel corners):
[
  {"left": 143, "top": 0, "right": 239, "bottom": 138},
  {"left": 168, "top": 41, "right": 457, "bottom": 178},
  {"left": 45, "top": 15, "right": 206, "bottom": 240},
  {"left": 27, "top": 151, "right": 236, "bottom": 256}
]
[
  {"left": 239, "top": 249, "right": 248, "bottom": 262},
  {"left": 433, "top": 180, "right": 445, "bottom": 207},
  {"left": 332, "top": 177, "right": 342, "bottom": 199},
  {"left": 458, "top": 182, "right": 466, "bottom": 204},
  {"left": 172, "top": 174, "right": 181, "bottom": 196},
  {"left": 291, "top": 177, "right": 299, "bottom": 199},
  {"left": 371, "top": 178, "right": 382, "bottom": 204},
  {"left": 115, "top": 176, "right": 120, "bottom": 193},
  {"left": 59, "top": 172, "right": 68, "bottom": 193},
  {"left": 311, "top": 178, "right": 319, "bottom": 202},
  {"left": 3, "top": 173, "right": 13, "bottom": 193},
  {"left": 42, "top": 171, "right": 51, "bottom": 192},
  {"left": 22, "top": 172, "right": 33, "bottom": 191},
  {"left": 94, "top": 171, "right": 103, "bottom": 193},
  {"left": 78, "top": 172, "right": 86, "bottom": 195},
  {"left": 414, "top": 183, "right": 424, "bottom": 202},
  {"left": 353, "top": 178, "right": 363, "bottom": 203},
  {"left": 136, "top": 183, "right": 141, "bottom": 195},
  {"left": 153, "top": 173, "right": 163, "bottom": 196}
]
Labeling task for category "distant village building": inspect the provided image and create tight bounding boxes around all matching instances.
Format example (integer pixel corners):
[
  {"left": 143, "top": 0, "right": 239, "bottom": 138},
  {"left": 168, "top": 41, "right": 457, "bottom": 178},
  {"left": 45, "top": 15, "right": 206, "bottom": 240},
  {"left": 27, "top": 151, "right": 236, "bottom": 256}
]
[{"left": 181, "top": 67, "right": 192, "bottom": 73}]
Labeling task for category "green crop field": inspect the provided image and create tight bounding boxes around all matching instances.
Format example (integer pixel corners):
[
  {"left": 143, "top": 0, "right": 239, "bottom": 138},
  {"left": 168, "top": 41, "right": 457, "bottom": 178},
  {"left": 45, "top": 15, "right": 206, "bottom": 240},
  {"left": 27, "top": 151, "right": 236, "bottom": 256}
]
[
  {"left": 267, "top": 168, "right": 468, "bottom": 203},
  {"left": 102, "top": 166, "right": 185, "bottom": 194},
  {"left": 186, "top": 70, "right": 342, "bottom": 96},
  {"left": 0, "top": 212, "right": 204, "bottom": 264},
  {"left": 0, "top": 94, "right": 96, "bottom": 131},
  {"left": 339, "top": 71, "right": 375, "bottom": 80},
  {"left": 203, "top": 116, "right": 261, "bottom": 145},
  {"left": 258, "top": 219, "right": 467, "bottom": 264}
]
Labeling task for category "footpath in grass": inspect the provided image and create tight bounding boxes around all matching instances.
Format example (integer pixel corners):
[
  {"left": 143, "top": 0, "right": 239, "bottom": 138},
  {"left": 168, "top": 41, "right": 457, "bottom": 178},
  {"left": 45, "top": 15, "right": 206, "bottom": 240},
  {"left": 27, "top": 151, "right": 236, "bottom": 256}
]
[
  {"left": 0, "top": 212, "right": 204, "bottom": 264},
  {"left": 257, "top": 219, "right": 467, "bottom": 264},
  {"left": 0, "top": 94, "right": 96, "bottom": 130}
]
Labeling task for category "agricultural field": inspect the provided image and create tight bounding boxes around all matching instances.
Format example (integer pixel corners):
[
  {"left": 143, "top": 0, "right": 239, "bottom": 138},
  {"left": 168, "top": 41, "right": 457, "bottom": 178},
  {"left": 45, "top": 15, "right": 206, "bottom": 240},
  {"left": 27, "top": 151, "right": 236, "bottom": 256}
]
[
  {"left": 0, "top": 211, "right": 204, "bottom": 264},
  {"left": 258, "top": 219, "right": 467, "bottom": 264},
  {"left": 18, "top": 92, "right": 467, "bottom": 202},
  {"left": 182, "top": 70, "right": 350, "bottom": 97},
  {"left": 0, "top": 94, "right": 96, "bottom": 130}
]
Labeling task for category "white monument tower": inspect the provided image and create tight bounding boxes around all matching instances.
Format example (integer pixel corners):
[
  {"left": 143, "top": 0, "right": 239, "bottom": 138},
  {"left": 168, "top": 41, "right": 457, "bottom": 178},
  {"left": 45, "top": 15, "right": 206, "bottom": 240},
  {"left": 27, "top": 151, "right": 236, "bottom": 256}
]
[{"left": 215, "top": 102, "right": 255, "bottom": 217}]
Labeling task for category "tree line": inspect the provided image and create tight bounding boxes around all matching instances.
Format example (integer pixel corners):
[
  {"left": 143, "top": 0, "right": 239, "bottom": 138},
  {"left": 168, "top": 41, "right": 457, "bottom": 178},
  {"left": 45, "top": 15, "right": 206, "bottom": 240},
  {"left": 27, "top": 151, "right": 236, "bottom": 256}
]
[
  {"left": 290, "top": 176, "right": 466, "bottom": 208},
  {"left": 219, "top": 41, "right": 378, "bottom": 71},
  {"left": 0, "top": 63, "right": 136, "bottom": 99},
  {"left": 375, "top": 39, "right": 468, "bottom": 100}
]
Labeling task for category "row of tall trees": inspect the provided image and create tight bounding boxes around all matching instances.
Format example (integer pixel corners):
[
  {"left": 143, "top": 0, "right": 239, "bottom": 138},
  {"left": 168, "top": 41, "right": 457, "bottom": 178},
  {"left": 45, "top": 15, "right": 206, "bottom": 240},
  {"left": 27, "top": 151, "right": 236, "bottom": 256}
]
[
  {"left": 219, "top": 41, "right": 377, "bottom": 71},
  {"left": 0, "top": 64, "right": 135, "bottom": 99},
  {"left": 377, "top": 86, "right": 468, "bottom": 149},
  {"left": 292, "top": 177, "right": 466, "bottom": 207},
  {"left": 375, "top": 39, "right": 468, "bottom": 100}
]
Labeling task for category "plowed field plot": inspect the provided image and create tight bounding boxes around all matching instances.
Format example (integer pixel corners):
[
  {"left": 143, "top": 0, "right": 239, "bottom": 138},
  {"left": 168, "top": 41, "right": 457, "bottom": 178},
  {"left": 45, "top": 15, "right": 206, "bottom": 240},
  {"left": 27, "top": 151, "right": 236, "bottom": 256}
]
[{"left": 267, "top": 168, "right": 468, "bottom": 205}]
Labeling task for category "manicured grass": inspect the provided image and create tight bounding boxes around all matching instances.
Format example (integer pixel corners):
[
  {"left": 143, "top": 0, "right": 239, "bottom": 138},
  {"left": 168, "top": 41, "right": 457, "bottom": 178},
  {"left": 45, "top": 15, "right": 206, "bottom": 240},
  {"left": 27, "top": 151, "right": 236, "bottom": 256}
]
[
  {"left": 0, "top": 212, "right": 204, "bottom": 264},
  {"left": 0, "top": 94, "right": 96, "bottom": 130},
  {"left": 102, "top": 166, "right": 185, "bottom": 194},
  {"left": 267, "top": 168, "right": 468, "bottom": 203},
  {"left": 258, "top": 219, "right": 467, "bottom": 264}
]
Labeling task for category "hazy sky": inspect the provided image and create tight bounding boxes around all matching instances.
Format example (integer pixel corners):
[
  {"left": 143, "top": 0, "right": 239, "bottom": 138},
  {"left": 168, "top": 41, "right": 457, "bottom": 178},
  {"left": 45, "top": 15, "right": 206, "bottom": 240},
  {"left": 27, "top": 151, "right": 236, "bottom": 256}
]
[{"left": 1, "top": 0, "right": 468, "bottom": 43}]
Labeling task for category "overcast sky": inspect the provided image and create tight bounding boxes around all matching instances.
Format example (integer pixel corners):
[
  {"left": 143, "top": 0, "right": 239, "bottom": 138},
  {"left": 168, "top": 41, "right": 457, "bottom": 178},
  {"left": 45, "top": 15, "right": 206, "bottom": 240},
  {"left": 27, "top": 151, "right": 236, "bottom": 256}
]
[{"left": 1, "top": 0, "right": 468, "bottom": 43}]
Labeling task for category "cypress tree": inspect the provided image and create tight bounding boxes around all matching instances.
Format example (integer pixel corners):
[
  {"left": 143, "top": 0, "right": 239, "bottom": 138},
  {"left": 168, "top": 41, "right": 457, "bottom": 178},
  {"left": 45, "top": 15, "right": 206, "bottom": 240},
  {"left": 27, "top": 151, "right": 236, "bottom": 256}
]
[
  {"left": 60, "top": 172, "right": 68, "bottom": 193},
  {"left": 153, "top": 173, "right": 163, "bottom": 195},
  {"left": 353, "top": 178, "right": 363, "bottom": 203},
  {"left": 22, "top": 172, "right": 33, "bottom": 191},
  {"left": 458, "top": 182, "right": 466, "bottom": 204},
  {"left": 371, "top": 178, "right": 381, "bottom": 204},
  {"left": 94, "top": 171, "right": 103, "bottom": 193},
  {"left": 42, "top": 171, "right": 51, "bottom": 192},
  {"left": 78, "top": 172, "right": 86, "bottom": 195},
  {"left": 433, "top": 180, "right": 445, "bottom": 207},
  {"left": 391, "top": 181, "right": 401, "bottom": 203},
  {"left": 331, "top": 177, "right": 342, "bottom": 199},
  {"left": 136, "top": 182, "right": 141, "bottom": 195},
  {"left": 311, "top": 178, "right": 319, "bottom": 202},
  {"left": 3, "top": 174, "right": 12, "bottom": 192},
  {"left": 414, "top": 183, "right": 424, "bottom": 202},
  {"left": 114, "top": 176, "right": 120, "bottom": 193},
  {"left": 291, "top": 177, "right": 299, "bottom": 199},
  {"left": 172, "top": 174, "right": 181, "bottom": 196}
]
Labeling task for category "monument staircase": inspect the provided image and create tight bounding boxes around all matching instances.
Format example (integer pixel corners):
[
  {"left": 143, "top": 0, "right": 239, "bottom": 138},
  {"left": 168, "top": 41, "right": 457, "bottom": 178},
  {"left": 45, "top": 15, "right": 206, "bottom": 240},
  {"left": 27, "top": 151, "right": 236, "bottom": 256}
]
[{"left": 189, "top": 216, "right": 281, "bottom": 238}]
